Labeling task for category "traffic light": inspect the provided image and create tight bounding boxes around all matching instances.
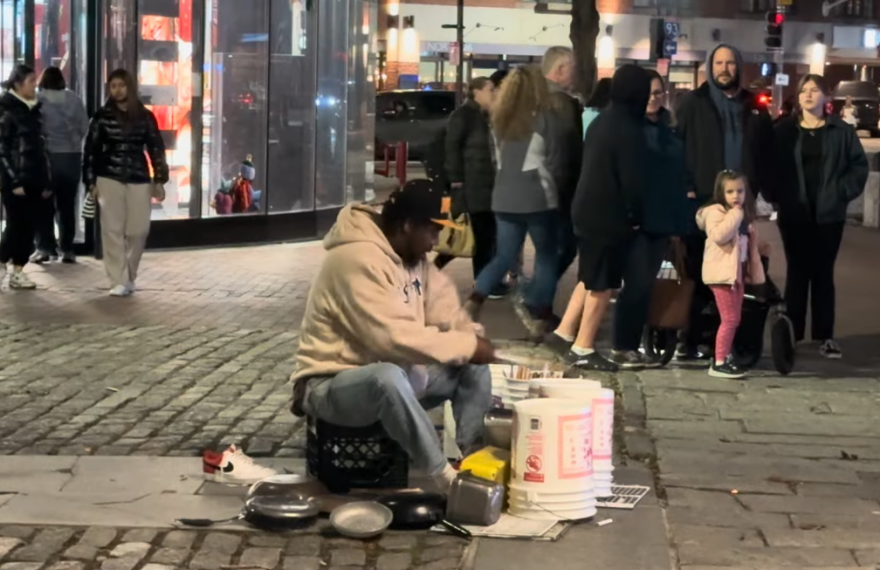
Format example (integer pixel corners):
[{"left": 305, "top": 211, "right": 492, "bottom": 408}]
[{"left": 765, "top": 10, "right": 784, "bottom": 49}]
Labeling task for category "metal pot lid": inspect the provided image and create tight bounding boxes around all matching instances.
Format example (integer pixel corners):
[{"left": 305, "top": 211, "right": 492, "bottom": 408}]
[{"left": 244, "top": 496, "right": 320, "bottom": 520}]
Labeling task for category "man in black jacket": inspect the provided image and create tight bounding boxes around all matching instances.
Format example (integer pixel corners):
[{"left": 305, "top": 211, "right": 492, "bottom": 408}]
[
  {"left": 552, "top": 64, "right": 650, "bottom": 372},
  {"left": 542, "top": 47, "right": 583, "bottom": 277},
  {"left": 674, "top": 44, "right": 775, "bottom": 359}
]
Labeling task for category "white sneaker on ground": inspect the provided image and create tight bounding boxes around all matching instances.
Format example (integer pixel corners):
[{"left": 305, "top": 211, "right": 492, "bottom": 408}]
[
  {"left": 8, "top": 271, "right": 36, "bottom": 290},
  {"left": 109, "top": 285, "right": 131, "bottom": 297},
  {"left": 202, "top": 444, "right": 278, "bottom": 485},
  {"left": 819, "top": 339, "right": 842, "bottom": 359}
]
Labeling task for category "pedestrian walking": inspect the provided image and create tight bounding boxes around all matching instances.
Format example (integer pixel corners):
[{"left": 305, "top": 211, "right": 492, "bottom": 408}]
[
  {"left": 541, "top": 46, "right": 583, "bottom": 279},
  {"left": 551, "top": 64, "right": 651, "bottom": 372},
  {"left": 30, "top": 66, "right": 89, "bottom": 264},
  {"left": 769, "top": 74, "right": 868, "bottom": 359},
  {"left": 696, "top": 170, "right": 765, "bottom": 379},
  {"left": 0, "top": 64, "right": 52, "bottom": 290},
  {"left": 464, "top": 65, "right": 567, "bottom": 338},
  {"left": 434, "top": 77, "right": 499, "bottom": 287},
  {"left": 82, "top": 68, "right": 168, "bottom": 297},
  {"left": 609, "top": 70, "right": 693, "bottom": 369},
  {"left": 674, "top": 43, "right": 775, "bottom": 360},
  {"left": 840, "top": 96, "right": 858, "bottom": 127}
]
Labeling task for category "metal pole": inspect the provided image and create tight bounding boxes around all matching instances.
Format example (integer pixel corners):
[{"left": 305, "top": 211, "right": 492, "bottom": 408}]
[
  {"left": 455, "top": 0, "right": 464, "bottom": 105},
  {"left": 770, "top": 3, "right": 786, "bottom": 117}
]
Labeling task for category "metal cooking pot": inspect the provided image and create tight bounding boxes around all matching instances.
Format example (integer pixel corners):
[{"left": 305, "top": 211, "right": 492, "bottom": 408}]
[
  {"left": 483, "top": 408, "right": 513, "bottom": 450},
  {"left": 377, "top": 492, "right": 471, "bottom": 538}
]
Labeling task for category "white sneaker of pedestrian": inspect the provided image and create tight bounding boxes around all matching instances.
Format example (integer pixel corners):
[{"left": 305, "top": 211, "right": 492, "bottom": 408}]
[
  {"left": 202, "top": 444, "right": 278, "bottom": 485},
  {"left": 8, "top": 270, "right": 36, "bottom": 290},
  {"left": 109, "top": 285, "right": 131, "bottom": 297}
]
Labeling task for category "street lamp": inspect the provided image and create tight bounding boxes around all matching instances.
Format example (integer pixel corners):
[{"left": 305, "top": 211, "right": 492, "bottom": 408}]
[{"left": 822, "top": 0, "right": 851, "bottom": 17}]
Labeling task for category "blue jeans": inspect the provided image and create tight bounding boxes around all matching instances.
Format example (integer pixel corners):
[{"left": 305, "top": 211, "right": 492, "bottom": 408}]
[
  {"left": 303, "top": 363, "right": 492, "bottom": 476},
  {"left": 475, "top": 211, "right": 560, "bottom": 311}
]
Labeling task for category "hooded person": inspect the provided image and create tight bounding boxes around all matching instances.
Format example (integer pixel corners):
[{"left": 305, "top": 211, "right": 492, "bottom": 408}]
[
  {"left": 548, "top": 64, "right": 651, "bottom": 372},
  {"left": 673, "top": 44, "right": 775, "bottom": 360},
  {"left": 290, "top": 179, "right": 496, "bottom": 493}
]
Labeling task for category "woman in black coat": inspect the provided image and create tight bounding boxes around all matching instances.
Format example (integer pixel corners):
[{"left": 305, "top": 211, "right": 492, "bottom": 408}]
[
  {"left": 435, "top": 77, "right": 498, "bottom": 284},
  {"left": 770, "top": 74, "right": 868, "bottom": 359},
  {"left": 0, "top": 64, "right": 52, "bottom": 290}
]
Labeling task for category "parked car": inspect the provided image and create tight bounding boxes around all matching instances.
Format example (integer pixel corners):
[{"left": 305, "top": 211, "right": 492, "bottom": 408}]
[
  {"left": 375, "top": 90, "right": 456, "bottom": 161},
  {"left": 831, "top": 81, "right": 880, "bottom": 136}
]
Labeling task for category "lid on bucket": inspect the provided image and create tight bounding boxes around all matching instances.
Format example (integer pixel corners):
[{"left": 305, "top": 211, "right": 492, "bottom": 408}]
[{"left": 530, "top": 379, "right": 603, "bottom": 391}]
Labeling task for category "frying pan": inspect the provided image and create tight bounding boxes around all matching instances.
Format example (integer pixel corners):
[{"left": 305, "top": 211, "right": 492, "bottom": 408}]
[
  {"left": 377, "top": 492, "right": 471, "bottom": 539},
  {"left": 177, "top": 495, "right": 320, "bottom": 530}
]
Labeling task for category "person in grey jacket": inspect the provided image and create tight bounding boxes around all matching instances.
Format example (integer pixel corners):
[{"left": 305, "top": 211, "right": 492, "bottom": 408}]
[
  {"left": 464, "top": 65, "right": 566, "bottom": 338},
  {"left": 32, "top": 67, "right": 88, "bottom": 263}
]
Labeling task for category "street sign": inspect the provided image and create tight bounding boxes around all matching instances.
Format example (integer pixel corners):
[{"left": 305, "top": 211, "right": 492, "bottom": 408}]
[
  {"left": 775, "top": 72, "right": 790, "bottom": 86},
  {"left": 663, "top": 40, "right": 678, "bottom": 57},
  {"left": 449, "top": 42, "right": 460, "bottom": 65},
  {"left": 664, "top": 21, "right": 680, "bottom": 39}
]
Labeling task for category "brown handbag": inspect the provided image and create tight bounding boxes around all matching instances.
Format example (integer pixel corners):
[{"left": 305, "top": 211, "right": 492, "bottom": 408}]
[{"left": 647, "top": 238, "right": 695, "bottom": 330}]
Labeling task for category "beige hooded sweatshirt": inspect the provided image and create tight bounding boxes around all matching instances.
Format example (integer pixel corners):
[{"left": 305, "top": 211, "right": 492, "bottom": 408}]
[{"left": 290, "top": 204, "right": 480, "bottom": 415}]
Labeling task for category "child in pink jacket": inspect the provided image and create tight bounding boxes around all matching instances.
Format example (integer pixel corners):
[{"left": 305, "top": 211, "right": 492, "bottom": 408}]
[{"left": 696, "top": 170, "right": 766, "bottom": 380}]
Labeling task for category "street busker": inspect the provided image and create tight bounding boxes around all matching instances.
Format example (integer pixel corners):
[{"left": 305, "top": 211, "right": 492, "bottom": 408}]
[
  {"left": 551, "top": 64, "right": 650, "bottom": 372},
  {"left": 0, "top": 64, "right": 52, "bottom": 291},
  {"left": 464, "top": 65, "right": 568, "bottom": 339},
  {"left": 769, "top": 74, "right": 867, "bottom": 360},
  {"left": 696, "top": 170, "right": 765, "bottom": 380},
  {"left": 290, "top": 179, "right": 495, "bottom": 494},
  {"left": 674, "top": 44, "right": 775, "bottom": 360}
]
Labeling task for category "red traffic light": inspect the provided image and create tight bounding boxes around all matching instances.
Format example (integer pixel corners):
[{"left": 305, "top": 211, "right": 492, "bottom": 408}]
[
  {"left": 757, "top": 93, "right": 772, "bottom": 106},
  {"left": 766, "top": 11, "right": 785, "bottom": 25}
]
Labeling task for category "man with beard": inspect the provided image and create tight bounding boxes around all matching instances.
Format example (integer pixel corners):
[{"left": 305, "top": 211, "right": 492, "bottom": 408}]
[
  {"left": 290, "top": 179, "right": 495, "bottom": 493},
  {"left": 674, "top": 44, "right": 775, "bottom": 360}
]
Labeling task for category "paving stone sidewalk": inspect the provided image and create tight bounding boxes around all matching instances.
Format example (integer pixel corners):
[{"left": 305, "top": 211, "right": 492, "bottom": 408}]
[
  {"left": 617, "top": 355, "right": 880, "bottom": 570},
  {"left": 0, "top": 526, "right": 468, "bottom": 570}
]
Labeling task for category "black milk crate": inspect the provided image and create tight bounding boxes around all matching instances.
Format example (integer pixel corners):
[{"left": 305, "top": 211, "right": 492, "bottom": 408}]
[{"left": 306, "top": 417, "right": 409, "bottom": 493}]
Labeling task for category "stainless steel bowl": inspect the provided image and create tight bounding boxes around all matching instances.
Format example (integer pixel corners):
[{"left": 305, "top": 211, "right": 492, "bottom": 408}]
[
  {"left": 483, "top": 408, "right": 513, "bottom": 450},
  {"left": 330, "top": 501, "right": 393, "bottom": 539}
]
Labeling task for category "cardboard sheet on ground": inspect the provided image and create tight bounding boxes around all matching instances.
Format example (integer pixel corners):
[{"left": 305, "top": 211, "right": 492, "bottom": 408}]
[
  {"left": 432, "top": 514, "right": 570, "bottom": 540},
  {"left": 596, "top": 485, "right": 651, "bottom": 510}
]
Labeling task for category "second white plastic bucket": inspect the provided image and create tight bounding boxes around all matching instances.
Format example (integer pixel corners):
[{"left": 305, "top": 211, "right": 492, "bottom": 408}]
[{"left": 511, "top": 398, "right": 593, "bottom": 494}]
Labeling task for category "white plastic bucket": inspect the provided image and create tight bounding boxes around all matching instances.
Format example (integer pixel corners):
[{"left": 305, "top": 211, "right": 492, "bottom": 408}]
[
  {"left": 509, "top": 484, "right": 594, "bottom": 504},
  {"left": 511, "top": 399, "right": 593, "bottom": 494},
  {"left": 508, "top": 498, "right": 597, "bottom": 521},
  {"left": 528, "top": 378, "right": 602, "bottom": 399}
]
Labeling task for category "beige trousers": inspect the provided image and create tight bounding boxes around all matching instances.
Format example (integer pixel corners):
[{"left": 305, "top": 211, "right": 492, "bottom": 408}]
[{"left": 96, "top": 177, "right": 152, "bottom": 288}]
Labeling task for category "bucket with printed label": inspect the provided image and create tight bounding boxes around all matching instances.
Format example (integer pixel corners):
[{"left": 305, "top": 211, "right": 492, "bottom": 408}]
[{"left": 528, "top": 378, "right": 602, "bottom": 399}]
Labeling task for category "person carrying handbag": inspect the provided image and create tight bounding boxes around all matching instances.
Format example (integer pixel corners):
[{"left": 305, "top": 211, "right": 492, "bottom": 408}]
[
  {"left": 434, "top": 78, "right": 499, "bottom": 289},
  {"left": 82, "top": 68, "right": 168, "bottom": 297}
]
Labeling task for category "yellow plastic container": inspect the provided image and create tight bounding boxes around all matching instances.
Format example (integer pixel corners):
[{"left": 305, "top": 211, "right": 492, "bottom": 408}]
[{"left": 460, "top": 446, "right": 511, "bottom": 487}]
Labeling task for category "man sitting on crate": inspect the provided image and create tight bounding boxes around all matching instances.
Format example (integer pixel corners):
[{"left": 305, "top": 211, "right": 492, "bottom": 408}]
[{"left": 291, "top": 179, "right": 496, "bottom": 492}]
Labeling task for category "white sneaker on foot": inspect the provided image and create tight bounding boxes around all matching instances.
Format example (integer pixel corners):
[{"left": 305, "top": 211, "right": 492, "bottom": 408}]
[
  {"left": 109, "top": 285, "right": 131, "bottom": 297},
  {"left": 202, "top": 444, "right": 278, "bottom": 485},
  {"left": 8, "top": 271, "right": 36, "bottom": 290}
]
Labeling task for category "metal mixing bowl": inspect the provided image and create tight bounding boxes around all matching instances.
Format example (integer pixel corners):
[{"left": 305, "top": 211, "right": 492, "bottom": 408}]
[{"left": 329, "top": 501, "right": 393, "bottom": 539}]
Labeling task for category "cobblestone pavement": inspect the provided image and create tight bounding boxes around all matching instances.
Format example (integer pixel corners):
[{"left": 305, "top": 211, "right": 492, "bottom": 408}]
[{"left": 0, "top": 526, "right": 469, "bottom": 570}]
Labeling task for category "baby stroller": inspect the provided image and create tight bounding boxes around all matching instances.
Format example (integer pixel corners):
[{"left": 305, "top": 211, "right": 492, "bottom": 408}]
[{"left": 642, "top": 252, "right": 797, "bottom": 375}]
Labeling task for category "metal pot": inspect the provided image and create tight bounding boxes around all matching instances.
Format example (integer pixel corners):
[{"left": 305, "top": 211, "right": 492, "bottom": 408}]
[{"left": 483, "top": 408, "right": 513, "bottom": 450}]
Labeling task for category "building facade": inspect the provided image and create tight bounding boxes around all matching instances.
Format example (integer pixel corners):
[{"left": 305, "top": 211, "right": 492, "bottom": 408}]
[
  {"left": 1, "top": 0, "right": 377, "bottom": 249},
  {"left": 379, "top": 0, "right": 880, "bottom": 97}
]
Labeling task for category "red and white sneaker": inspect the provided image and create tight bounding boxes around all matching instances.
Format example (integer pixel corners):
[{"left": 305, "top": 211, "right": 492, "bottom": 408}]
[{"left": 202, "top": 445, "right": 278, "bottom": 485}]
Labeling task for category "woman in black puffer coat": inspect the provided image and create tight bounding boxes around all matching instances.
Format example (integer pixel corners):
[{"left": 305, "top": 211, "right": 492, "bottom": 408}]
[
  {"left": 0, "top": 64, "right": 52, "bottom": 290},
  {"left": 83, "top": 68, "right": 169, "bottom": 297}
]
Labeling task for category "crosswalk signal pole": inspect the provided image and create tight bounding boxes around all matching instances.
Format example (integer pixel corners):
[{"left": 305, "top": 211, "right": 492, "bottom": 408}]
[{"left": 766, "top": 3, "right": 786, "bottom": 116}]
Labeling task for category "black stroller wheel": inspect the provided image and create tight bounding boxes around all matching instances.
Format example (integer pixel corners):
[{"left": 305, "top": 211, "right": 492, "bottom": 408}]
[
  {"left": 771, "top": 315, "right": 796, "bottom": 375},
  {"left": 642, "top": 327, "right": 677, "bottom": 367},
  {"left": 735, "top": 338, "right": 764, "bottom": 369}
]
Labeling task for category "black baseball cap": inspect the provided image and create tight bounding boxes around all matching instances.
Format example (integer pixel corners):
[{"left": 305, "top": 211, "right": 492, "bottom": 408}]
[{"left": 383, "top": 179, "right": 461, "bottom": 230}]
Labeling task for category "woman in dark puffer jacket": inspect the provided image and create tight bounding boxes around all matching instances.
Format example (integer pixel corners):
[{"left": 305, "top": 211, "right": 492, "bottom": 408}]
[
  {"left": 83, "top": 68, "right": 169, "bottom": 297},
  {"left": 0, "top": 64, "right": 52, "bottom": 290}
]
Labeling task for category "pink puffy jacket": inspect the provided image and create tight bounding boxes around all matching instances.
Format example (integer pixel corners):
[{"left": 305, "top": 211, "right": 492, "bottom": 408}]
[{"left": 696, "top": 204, "right": 766, "bottom": 287}]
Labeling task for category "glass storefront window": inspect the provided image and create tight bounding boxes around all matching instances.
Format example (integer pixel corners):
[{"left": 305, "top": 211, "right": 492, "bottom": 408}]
[
  {"left": 201, "top": 0, "right": 269, "bottom": 217},
  {"left": 1, "top": 0, "right": 14, "bottom": 81},
  {"left": 266, "top": 0, "right": 314, "bottom": 213},
  {"left": 138, "top": 0, "right": 195, "bottom": 220}
]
